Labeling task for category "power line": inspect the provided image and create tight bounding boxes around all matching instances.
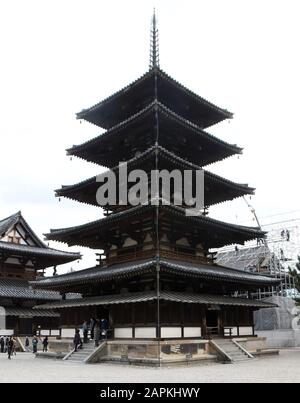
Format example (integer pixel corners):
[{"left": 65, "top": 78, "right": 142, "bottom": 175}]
[{"left": 262, "top": 218, "right": 300, "bottom": 227}]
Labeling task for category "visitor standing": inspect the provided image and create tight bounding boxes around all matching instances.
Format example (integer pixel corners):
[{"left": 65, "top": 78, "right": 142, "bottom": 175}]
[
  {"left": 5, "top": 337, "right": 9, "bottom": 353},
  {"left": 32, "top": 336, "right": 38, "bottom": 353},
  {"left": 42, "top": 336, "right": 49, "bottom": 352},
  {"left": 73, "top": 329, "right": 82, "bottom": 352},
  {"left": 25, "top": 336, "right": 30, "bottom": 352},
  {"left": 94, "top": 320, "right": 101, "bottom": 347},
  {"left": 100, "top": 318, "right": 108, "bottom": 340},
  {"left": 0, "top": 336, "right": 4, "bottom": 353},
  {"left": 82, "top": 320, "right": 88, "bottom": 343},
  {"left": 90, "top": 318, "right": 95, "bottom": 340},
  {"left": 12, "top": 337, "right": 17, "bottom": 355},
  {"left": 7, "top": 337, "right": 14, "bottom": 359}
]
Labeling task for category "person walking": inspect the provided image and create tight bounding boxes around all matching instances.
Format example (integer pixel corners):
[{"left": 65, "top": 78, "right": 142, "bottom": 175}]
[
  {"left": 0, "top": 336, "right": 4, "bottom": 353},
  {"left": 94, "top": 320, "right": 101, "bottom": 348},
  {"left": 42, "top": 336, "right": 49, "bottom": 352},
  {"left": 90, "top": 318, "right": 95, "bottom": 340},
  {"left": 32, "top": 336, "right": 38, "bottom": 353},
  {"left": 82, "top": 320, "right": 88, "bottom": 343},
  {"left": 7, "top": 337, "right": 14, "bottom": 359},
  {"left": 12, "top": 337, "right": 17, "bottom": 355},
  {"left": 5, "top": 337, "right": 9, "bottom": 353},
  {"left": 73, "top": 329, "right": 82, "bottom": 352},
  {"left": 25, "top": 336, "right": 30, "bottom": 352},
  {"left": 100, "top": 318, "right": 109, "bottom": 340}
]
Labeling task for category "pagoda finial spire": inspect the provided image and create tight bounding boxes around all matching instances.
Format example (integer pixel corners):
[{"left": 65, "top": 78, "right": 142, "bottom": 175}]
[{"left": 149, "top": 8, "right": 159, "bottom": 69}]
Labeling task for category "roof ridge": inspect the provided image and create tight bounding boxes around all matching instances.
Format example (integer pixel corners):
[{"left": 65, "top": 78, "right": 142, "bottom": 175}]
[
  {"left": 46, "top": 203, "right": 264, "bottom": 241},
  {"left": 30, "top": 257, "right": 280, "bottom": 291},
  {"left": 68, "top": 102, "right": 156, "bottom": 155},
  {"left": 157, "top": 68, "right": 233, "bottom": 119},
  {"left": 57, "top": 145, "right": 253, "bottom": 199},
  {"left": 76, "top": 70, "right": 152, "bottom": 119},
  {"left": 69, "top": 100, "right": 241, "bottom": 159},
  {"left": 76, "top": 68, "right": 233, "bottom": 126},
  {"left": 0, "top": 211, "right": 23, "bottom": 238}
]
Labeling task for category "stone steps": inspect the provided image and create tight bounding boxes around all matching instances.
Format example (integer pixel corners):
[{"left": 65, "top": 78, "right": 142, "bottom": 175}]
[
  {"left": 212, "top": 339, "right": 254, "bottom": 363},
  {"left": 64, "top": 341, "right": 96, "bottom": 363}
]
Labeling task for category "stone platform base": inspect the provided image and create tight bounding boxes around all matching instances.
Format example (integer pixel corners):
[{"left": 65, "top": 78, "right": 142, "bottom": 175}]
[
  {"left": 35, "top": 336, "right": 278, "bottom": 366},
  {"left": 48, "top": 339, "right": 74, "bottom": 355},
  {"left": 252, "top": 349, "right": 279, "bottom": 357},
  {"left": 99, "top": 354, "right": 217, "bottom": 367},
  {"left": 87, "top": 337, "right": 270, "bottom": 366},
  {"left": 36, "top": 352, "right": 65, "bottom": 360},
  {"left": 88, "top": 339, "right": 215, "bottom": 366}
]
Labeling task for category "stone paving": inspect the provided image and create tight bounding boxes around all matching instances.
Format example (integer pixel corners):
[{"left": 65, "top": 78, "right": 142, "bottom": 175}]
[{"left": 0, "top": 349, "right": 299, "bottom": 383}]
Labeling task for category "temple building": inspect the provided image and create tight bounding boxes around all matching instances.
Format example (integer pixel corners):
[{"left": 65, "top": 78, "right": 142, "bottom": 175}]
[
  {"left": 0, "top": 211, "right": 80, "bottom": 335},
  {"left": 32, "top": 13, "right": 280, "bottom": 347}
]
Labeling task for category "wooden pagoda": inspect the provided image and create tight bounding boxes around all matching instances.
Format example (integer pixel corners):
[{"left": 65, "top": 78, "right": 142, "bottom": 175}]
[{"left": 32, "top": 13, "right": 279, "bottom": 342}]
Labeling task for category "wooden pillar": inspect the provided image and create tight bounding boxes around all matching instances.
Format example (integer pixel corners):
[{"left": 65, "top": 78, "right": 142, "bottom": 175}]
[
  {"left": 201, "top": 307, "right": 207, "bottom": 338},
  {"left": 181, "top": 303, "right": 184, "bottom": 338},
  {"left": 132, "top": 304, "right": 135, "bottom": 339},
  {"left": 218, "top": 310, "right": 224, "bottom": 337}
]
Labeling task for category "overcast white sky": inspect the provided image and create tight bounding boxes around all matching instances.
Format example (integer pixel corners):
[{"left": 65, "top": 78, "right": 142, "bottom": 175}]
[{"left": 1, "top": 0, "right": 300, "bottom": 274}]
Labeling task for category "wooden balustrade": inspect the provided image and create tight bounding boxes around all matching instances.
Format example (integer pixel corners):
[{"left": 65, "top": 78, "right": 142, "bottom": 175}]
[
  {"left": 0, "top": 271, "right": 38, "bottom": 280},
  {"left": 105, "top": 246, "right": 212, "bottom": 266}
]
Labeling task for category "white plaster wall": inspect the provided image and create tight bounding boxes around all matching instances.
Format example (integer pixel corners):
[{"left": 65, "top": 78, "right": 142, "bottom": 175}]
[
  {"left": 184, "top": 327, "right": 202, "bottom": 337},
  {"left": 231, "top": 327, "right": 238, "bottom": 336},
  {"left": 61, "top": 328, "right": 83, "bottom": 338},
  {"left": 0, "top": 329, "right": 13, "bottom": 336},
  {"left": 114, "top": 328, "right": 133, "bottom": 338},
  {"left": 238, "top": 326, "right": 253, "bottom": 336},
  {"left": 135, "top": 327, "right": 156, "bottom": 338},
  {"left": 161, "top": 327, "right": 182, "bottom": 338},
  {"left": 0, "top": 306, "right": 6, "bottom": 330}
]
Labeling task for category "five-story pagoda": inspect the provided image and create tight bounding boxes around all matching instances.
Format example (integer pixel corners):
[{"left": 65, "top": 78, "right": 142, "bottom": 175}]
[{"left": 33, "top": 13, "right": 279, "bottom": 344}]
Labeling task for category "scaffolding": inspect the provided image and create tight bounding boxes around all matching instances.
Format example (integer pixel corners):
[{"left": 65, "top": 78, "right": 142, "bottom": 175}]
[{"left": 215, "top": 218, "right": 300, "bottom": 300}]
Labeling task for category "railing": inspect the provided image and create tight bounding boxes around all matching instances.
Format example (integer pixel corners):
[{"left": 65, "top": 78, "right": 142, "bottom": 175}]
[
  {"left": 224, "top": 327, "right": 233, "bottom": 337},
  {"left": 105, "top": 244, "right": 213, "bottom": 266},
  {"left": 209, "top": 340, "right": 232, "bottom": 363},
  {"left": 232, "top": 340, "right": 254, "bottom": 359},
  {"left": 84, "top": 341, "right": 107, "bottom": 364},
  {"left": 223, "top": 326, "right": 255, "bottom": 338},
  {"left": 206, "top": 327, "right": 219, "bottom": 339},
  {"left": 37, "top": 329, "right": 61, "bottom": 337},
  {"left": 206, "top": 326, "right": 255, "bottom": 339},
  {"left": 107, "top": 249, "right": 156, "bottom": 265},
  {"left": 160, "top": 249, "right": 211, "bottom": 264},
  {"left": 0, "top": 271, "right": 38, "bottom": 280}
]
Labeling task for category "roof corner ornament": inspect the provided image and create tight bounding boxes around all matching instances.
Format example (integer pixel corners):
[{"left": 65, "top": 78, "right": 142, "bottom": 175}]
[{"left": 149, "top": 8, "right": 160, "bottom": 70}]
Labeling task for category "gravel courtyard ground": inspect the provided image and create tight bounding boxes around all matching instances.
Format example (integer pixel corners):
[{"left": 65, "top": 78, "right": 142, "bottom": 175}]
[{"left": 0, "top": 349, "right": 299, "bottom": 383}]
